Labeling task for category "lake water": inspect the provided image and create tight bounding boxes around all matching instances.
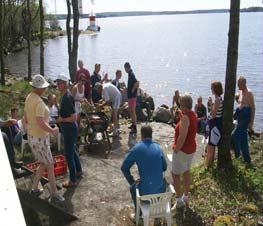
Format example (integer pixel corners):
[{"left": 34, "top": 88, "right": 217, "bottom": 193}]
[{"left": 6, "top": 13, "right": 263, "bottom": 131}]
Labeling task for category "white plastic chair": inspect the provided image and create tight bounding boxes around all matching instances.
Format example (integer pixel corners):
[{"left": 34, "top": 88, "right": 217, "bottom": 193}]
[
  {"left": 21, "top": 133, "right": 29, "bottom": 157},
  {"left": 136, "top": 184, "right": 175, "bottom": 226}
]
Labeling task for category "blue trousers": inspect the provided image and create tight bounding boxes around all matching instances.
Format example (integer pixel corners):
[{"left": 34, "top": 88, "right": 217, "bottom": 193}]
[
  {"left": 61, "top": 123, "right": 82, "bottom": 183},
  {"left": 232, "top": 127, "right": 251, "bottom": 164}
]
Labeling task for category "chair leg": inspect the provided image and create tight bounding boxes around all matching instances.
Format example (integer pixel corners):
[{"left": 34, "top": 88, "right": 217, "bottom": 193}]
[
  {"left": 165, "top": 215, "right": 172, "bottom": 226},
  {"left": 136, "top": 207, "right": 140, "bottom": 226},
  {"left": 21, "top": 140, "right": 25, "bottom": 157},
  {"left": 57, "top": 133, "right": 61, "bottom": 152},
  {"left": 143, "top": 216, "right": 149, "bottom": 226}
]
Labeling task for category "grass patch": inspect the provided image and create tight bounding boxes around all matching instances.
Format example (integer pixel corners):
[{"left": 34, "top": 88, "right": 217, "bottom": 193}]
[
  {"left": 189, "top": 143, "right": 263, "bottom": 225},
  {"left": 0, "top": 79, "right": 59, "bottom": 118}
]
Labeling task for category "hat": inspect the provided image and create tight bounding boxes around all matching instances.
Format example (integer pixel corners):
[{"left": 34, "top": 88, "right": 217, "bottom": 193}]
[
  {"left": 55, "top": 73, "right": 70, "bottom": 83},
  {"left": 94, "top": 82, "right": 103, "bottom": 91},
  {"left": 29, "top": 74, "right": 49, "bottom": 88}
]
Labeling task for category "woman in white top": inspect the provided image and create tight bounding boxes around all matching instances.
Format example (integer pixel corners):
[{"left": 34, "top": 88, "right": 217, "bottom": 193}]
[
  {"left": 71, "top": 74, "right": 88, "bottom": 125},
  {"left": 47, "top": 94, "right": 59, "bottom": 124}
]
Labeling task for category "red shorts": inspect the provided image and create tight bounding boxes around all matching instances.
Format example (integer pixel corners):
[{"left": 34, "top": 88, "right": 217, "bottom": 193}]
[{"left": 128, "top": 98, "right": 137, "bottom": 108}]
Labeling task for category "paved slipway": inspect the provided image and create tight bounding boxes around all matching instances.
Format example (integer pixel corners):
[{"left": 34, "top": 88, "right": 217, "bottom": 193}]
[{"left": 61, "top": 122, "right": 205, "bottom": 226}]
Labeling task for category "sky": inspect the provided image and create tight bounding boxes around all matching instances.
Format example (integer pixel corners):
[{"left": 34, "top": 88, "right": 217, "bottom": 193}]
[{"left": 45, "top": 0, "right": 263, "bottom": 14}]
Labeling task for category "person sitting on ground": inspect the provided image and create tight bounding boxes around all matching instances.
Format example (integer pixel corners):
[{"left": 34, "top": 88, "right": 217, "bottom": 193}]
[
  {"left": 235, "top": 76, "right": 255, "bottom": 133},
  {"left": 47, "top": 94, "right": 59, "bottom": 125},
  {"left": 121, "top": 125, "right": 167, "bottom": 216},
  {"left": 91, "top": 63, "right": 108, "bottom": 103},
  {"left": 205, "top": 81, "right": 223, "bottom": 167},
  {"left": 24, "top": 74, "right": 64, "bottom": 201},
  {"left": 74, "top": 60, "right": 91, "bottom": 101},
  {"left": 124, "top": 62, "right": 139, "bottom": 134},
  {"left": 171, "top": 94, "right": 197, "bottom": 209},
  {"left": 55, "top": 73, "right": 83, "bottom": 188},
  {"left": 170, "top": 90, "right": 181, "bottom": 124},
  {"left": 94, "top": 82, "right": 122, "bottom": 137},
  {"left": 194, "top": 96, "right": 207, "bottom": 134},
  {"left": 1, "top": 119, "right": 25, "bottom": 176},
  {"left": 9, "top": 107, "right": 23, "bottom": 146},
  {"left": 232, "top": 76, "right": 254, "bottom": 165},
  {"left": 71, "top": 74, "right": 88, "bottom": 126}
]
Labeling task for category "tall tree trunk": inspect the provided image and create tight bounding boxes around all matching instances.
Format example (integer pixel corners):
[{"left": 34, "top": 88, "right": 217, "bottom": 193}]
[
  {"left": 218, "top": 0, "right": 240, "bottom": 170},
  {"left": 66, "top": 0, "right": 79, "bottom": 82},
  {"left": 70, "top": 0, "right": 79, "bottom": 81},
  {"left": 66, "top": 0, "right": 72, "bottom": 61},
  {"left": 26, "top": 0, "right": 32, "bottom": 80},
  {"left": 0, "top": 0, "right": 5, "bottom": 85},
  {"left": 39, "top": 0, "right": 44, "bottom": 76}
]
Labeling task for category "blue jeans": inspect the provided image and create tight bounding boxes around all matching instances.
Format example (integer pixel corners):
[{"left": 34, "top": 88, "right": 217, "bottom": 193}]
[
  {"left": 61, "top": 123, "right": 82, "bottom": 183},
  {"left": 232, "top": 127, "right": 251, "bottom": 164}
]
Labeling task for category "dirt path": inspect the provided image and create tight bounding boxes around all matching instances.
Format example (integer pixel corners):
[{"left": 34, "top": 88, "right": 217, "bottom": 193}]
[{"left": 63, "top": 122, "right": 205, "bottom": 226}]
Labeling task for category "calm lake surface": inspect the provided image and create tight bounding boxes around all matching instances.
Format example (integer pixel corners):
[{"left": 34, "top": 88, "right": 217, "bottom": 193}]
[{"left": 6, "top": 13, "right": 263, "bottom": 131}]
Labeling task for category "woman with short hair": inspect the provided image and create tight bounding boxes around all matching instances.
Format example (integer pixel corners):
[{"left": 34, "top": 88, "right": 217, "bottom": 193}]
[
  {"left": 171, "top": 94, "right": 197, "bottom": 208},
  {"left": 205, "top": 81, "right": 224, "bottom": 167}
]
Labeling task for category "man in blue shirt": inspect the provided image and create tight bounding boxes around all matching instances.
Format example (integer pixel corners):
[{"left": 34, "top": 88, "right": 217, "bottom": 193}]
[{"left": 121, "top": 125, "right": 167, "bottom": 209}]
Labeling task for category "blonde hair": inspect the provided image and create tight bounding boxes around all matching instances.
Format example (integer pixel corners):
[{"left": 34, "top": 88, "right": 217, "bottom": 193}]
[{"left": 180, "top": 94, "right": 193, "bottom": 110}]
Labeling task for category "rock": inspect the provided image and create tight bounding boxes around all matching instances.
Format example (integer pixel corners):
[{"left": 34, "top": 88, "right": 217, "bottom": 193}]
[
  {"left": 152, "top": 106, "right": 171, "bottom": 123},
  {"left": 136, "top": 88, "right": 155, "bottom": 121}
]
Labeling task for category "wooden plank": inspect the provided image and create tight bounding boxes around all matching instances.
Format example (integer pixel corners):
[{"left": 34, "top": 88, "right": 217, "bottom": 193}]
[
  {"left": 21, "top": 165, "right": 62, "bottom": 190},
  {"left": 17, "top": 188, "right": 78, "bottom": 222}
]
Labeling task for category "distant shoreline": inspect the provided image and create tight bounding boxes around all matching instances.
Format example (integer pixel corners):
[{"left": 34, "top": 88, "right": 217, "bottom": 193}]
[{"left": 47, "top": 7, "right": 263, "bottom": 20}]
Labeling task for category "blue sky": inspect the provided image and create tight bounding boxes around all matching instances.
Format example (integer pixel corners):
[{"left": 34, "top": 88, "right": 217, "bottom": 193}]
[{"left": 45, "top": 0, "right": 263, "bottom": 14}]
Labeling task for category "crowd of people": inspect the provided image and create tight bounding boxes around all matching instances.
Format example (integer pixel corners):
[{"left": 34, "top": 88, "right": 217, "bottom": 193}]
[
  {"left": 121, "top": 75, "right": 256, "bottom": 216},
  {"left": 0, "top": 59, "right": 256, "bottom": 215}
]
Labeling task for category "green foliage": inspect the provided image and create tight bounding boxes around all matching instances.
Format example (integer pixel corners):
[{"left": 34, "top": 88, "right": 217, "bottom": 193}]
[
  {"left": 1, "top": 1, "right": 40, "bottom": 53},
  {"left": 190, "top": 151, "right": 263, "bottom": 225}
]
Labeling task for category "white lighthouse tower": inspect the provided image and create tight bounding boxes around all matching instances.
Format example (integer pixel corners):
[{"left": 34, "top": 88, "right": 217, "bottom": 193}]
[
  {"left": 87, "top": 0, "right": 100, "bottom": 32},
  {"left": 78, "top": 0, "right": 83, "bottom": 15}
]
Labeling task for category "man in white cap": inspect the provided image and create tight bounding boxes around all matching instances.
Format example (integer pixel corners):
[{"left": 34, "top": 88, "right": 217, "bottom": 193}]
[
  {"left": 24, "top": 74, "right": 64, "bottom": 201},
  {"left": 55, "top": 74, "right": 83, "bottom": 188},
  {"left": 95, "top": 82, "right": 122, "bottom": 136}
]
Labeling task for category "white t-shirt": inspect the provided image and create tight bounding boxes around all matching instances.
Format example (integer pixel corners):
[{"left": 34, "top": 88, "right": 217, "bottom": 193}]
[
  {"left": 48, "top": 105, "right": 58, "bottom": 122},
  {"left": 102, "top": 83, "right": 121, "bottom": 103}
]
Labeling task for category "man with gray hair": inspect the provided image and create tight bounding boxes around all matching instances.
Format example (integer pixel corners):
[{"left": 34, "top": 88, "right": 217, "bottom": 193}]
[
  {"left": 95, "top": 82, "right": 122, "bottom": 136},
  {"left": 236, "top": 76, "right": 255, "bottom": 131}
]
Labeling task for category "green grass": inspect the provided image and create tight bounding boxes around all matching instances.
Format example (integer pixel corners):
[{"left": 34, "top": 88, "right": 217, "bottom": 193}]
[
  {"left": 190, "top": 145, "right": 263, "bottom": 225},
  {"left": 0, "top": 79, "right": 59, "bottom": 118}
]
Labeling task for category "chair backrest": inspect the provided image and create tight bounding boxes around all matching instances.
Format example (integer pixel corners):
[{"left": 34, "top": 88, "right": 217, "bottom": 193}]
[
  {"left": 137, "top": 185, "right": 175, "bottom": 216},
  {"left": 141, "top": 193, "right": 173, "bottom": 215},
  {"left": 17, "top": 120, "right": 26, "bottom": 134}
]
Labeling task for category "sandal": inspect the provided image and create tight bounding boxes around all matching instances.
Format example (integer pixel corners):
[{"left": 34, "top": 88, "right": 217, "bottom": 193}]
[{"left": 62, "top": 180, "right": 76, "bottom": 188}]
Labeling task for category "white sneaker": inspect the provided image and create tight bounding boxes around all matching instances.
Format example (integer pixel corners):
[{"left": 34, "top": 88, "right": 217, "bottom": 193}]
[
  {"left": 182, "top": 194, "right": 189, "bottom": 206},
  {"left": 51, "top": 192, "right": 65, "bottom": 202},
  {"left": 171, "top": 197, "right": 185, "bottom": 211}
]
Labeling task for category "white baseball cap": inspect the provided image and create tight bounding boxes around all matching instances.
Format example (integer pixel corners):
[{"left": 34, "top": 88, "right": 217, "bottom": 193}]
[
  {"left": 55, "top": 73, "right": 70, "bottom": 83},
  {"left": 29, "top": 74, "right": 49, "bottom": 88}
]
